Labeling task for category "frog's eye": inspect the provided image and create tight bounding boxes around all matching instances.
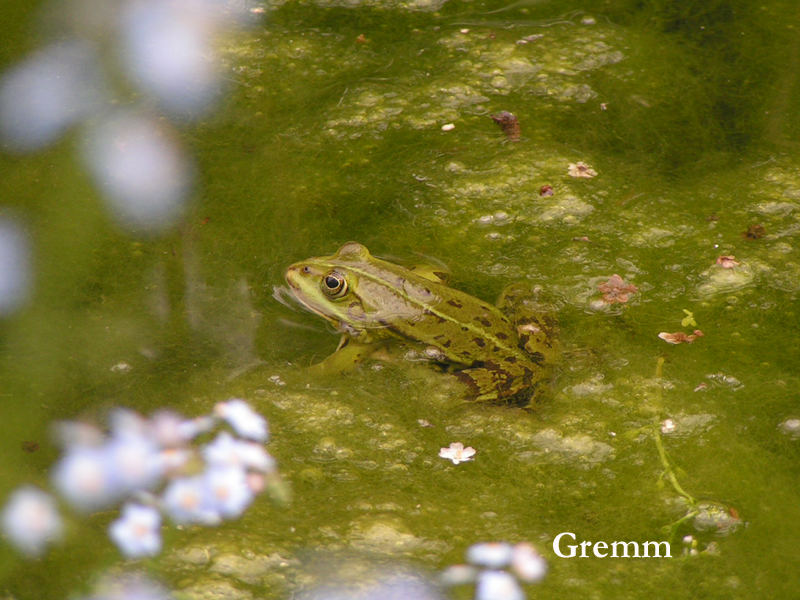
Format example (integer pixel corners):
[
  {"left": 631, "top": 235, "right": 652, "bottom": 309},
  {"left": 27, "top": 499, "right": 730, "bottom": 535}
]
[{"left": 321, "top": 271, "right": 348, "bottom": 298}]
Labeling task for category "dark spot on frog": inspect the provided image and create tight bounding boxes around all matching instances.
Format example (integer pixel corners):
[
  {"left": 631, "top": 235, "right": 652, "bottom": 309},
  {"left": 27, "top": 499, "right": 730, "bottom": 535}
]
[
  {"left": 423, "top": 309, "right": 446, "bottom": 324},
  {"left": 528, "top": 351, "right": 545, "bottom": 365},
  {"left": 461, "top": 326, "right": 469, "bottom": 332},
  {"left": 447, "top": 299, "right": 463, "bottom": 308},
  {"left": 474, "top": 316, "right": 492, "bottom": 327},
  {"left": 495, "top": 332, "right": 508, "bottom": 340},
  {"left": 473, "top": 337, "right": 486, "bottom": 347},
  {"left": 454, "top": 371, "right": 479, "bottom": 394},
  {"left": 504, "top": 356, "right": 517, "bottom": 364}
]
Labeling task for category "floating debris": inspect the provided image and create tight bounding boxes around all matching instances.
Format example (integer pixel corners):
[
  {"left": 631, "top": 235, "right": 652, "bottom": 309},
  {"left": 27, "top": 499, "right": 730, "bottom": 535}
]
[
  {"left": 490, "top": 111, "right": 520, "bottom": 141},
  {"left": 693, "top": 502, "right": 743, "bottom": 535},
  {"left": 567, "top": 161, "right": 597, "bottom": 178},
  {"left": 658, "top": 330, "right": 704, "bottom": 344},
  {"left": 515, "top": 34, "right": 544, "bottom": 45},
  {"left": 539, "top": 184, "right": 553, "bottom": 197},
  {"left": 743, "top": 224, "right": 766, "bottom": 239},
  {"left": 660, "top": 418, "right": 676, "bottom": 434},
  {"left": 779, "top": 418, "right": 800, "bottom": 439},
  {"left": 715, "top": 255, "right": 740, "bottom": 268},
  {"left": 441, "top": 123, "right": 455, "bottom": 132},
  {"left": 680, "top": 309, "right": 697, "bottom": 328},
  {"left": 597, "top": 274, "right": 638, "bottom": 304},
  {"left": 438, "top": 442, "right": 476, "bottom": 465},
  {"left": 706, "top": 372, "right": 743, "bottom": 390}
]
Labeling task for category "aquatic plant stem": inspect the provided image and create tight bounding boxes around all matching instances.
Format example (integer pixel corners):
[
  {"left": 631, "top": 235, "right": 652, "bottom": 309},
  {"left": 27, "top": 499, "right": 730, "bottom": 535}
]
[{"left": 652, "top": 357, "right": 699, "bottom": 541}]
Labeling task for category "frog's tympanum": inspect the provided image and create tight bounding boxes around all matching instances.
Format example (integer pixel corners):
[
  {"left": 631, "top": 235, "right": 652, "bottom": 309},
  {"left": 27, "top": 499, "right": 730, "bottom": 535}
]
[{"left": 285, "top": 242, "right": 557, "bottom": 403}]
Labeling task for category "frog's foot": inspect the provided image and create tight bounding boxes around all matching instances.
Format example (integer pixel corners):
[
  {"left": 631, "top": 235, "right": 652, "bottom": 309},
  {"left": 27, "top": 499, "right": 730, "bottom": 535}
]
[
  {"left": 308, "top": 339, "right": 388, "bottom": 375},
  {"left": 516, "top": 314, "right": 559, "bottom": 359},
  {"left": 453, "top": 363, "right": 535, "bottom": 403}
]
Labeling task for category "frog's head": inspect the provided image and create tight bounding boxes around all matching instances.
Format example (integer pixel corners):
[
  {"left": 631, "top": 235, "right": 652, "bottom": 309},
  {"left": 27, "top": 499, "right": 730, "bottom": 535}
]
[{"left": 285, "top": 242, "right": 372, "bottom": 331}]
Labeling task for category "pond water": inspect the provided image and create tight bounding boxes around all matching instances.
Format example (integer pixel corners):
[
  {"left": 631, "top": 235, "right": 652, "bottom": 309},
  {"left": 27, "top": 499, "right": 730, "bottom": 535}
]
[{"left": 1, "top": 0, "right": 800, "bottom": 598}]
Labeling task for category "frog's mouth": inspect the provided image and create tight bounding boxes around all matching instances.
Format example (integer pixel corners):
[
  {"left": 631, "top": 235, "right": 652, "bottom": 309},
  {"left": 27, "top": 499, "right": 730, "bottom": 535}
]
[{"left": 285, "top": 264, "right": 343, "bottom": 328}]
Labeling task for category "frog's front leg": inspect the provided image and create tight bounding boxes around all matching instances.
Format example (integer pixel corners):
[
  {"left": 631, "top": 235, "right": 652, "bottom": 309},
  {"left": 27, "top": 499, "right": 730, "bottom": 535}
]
[{"left": 309, "top": 336, "right": 388, "bottom": 374}]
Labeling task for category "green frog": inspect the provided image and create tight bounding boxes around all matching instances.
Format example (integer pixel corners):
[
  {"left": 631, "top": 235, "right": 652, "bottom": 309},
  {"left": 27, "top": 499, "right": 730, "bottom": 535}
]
[{"left": 285, "top": 242, "right": 557, "bottom": 403}]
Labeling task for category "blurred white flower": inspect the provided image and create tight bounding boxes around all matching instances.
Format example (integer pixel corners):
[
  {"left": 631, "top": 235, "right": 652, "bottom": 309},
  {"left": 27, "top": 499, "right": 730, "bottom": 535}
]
[
  {"left": 440, "top": 564, "right": 478, "bottom": 586},
  {"left": 0, "top": 219, "right": 31, "bottom": 316},
  {"left": 1, "top": 487, "right": 63, "bottom": 556},
  {"left": 510, "top": 542, "right": 547, "bottom": 583},
  {"left": 109, "top": 503, "right": 162, "bottom": 558},
  {"left": 106, "top": 436, "right": 165, "bottom": 495},
  {"left": 0, "top": 40, "right": 104, "bottom": 151},
  {"left": 438, "top": 442, "right": 476, "bottom": 465},
  {"left": 204, "top": 465, "right": 253, "bottom": 519},
  {"left": 148, "top": 411, "right": 215, "bottom": 447},
  {"left": 297, "top": 568, "right": 445, "bottom": 600},
  {"left": 474, "top": 570, "right": 524, "bottom": 600},
  {"left": 202, "top": 431, "right": 274, "bottom": 472},
  {"left": 52, "top": 445, "right": 119, "bottom": 511},
  {"left": 158, "top": 447, "right": 193, "bottom": 474},
  {"left": 81, "top": 111, "right": 192, "bottom": 232},
  {"left": 83, "top": 572, "right": 172, "bottom": 600},
  {"left": 466, "top": 542, "right": 514, "bottom": 569},
  {"left": 53, "top": 420, "right": 105, "bottom": 448},
  {"left": 214, "top": 398, "right": 269, "bottom": 441},
  {"left": 120, "top": 0, "right": 222, "bottom": 118},
  {"left": 109, "top": 408, "right": 150, "bottom": 440},
  {"left": 162, "top": 475, "right": 220, "bottom": 525}
]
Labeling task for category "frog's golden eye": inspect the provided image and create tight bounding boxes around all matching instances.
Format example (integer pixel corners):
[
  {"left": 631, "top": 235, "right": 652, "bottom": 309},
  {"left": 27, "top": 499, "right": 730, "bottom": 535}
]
[{"left": 321, "top": 271, "right": 348, "bottom": 298}]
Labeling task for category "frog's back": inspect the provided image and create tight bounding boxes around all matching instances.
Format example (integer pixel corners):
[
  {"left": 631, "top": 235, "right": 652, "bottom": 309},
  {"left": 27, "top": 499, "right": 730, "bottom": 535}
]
[{"left": 339, "top": 254, "right": 527, "bottom": 367}]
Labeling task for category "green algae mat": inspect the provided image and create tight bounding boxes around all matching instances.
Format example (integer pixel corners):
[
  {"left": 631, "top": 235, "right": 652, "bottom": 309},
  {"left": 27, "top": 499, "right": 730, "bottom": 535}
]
[{"left": 1, "top": 0, "right": 800, "bottom": 598}]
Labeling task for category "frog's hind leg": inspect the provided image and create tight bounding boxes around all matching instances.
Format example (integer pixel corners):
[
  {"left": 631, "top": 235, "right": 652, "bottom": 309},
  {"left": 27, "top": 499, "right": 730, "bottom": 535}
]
[
  {"left": 497, "top": 283, "right": 559, "bottom": 362},
  {"left": 453, "top": 362, "right": 534, "bottom": 403}
]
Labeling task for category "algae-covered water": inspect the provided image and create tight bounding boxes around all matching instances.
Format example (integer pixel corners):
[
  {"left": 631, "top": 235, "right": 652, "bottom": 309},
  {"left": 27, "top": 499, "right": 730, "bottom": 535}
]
[{"left": 2, "top": 0, "right": 800, "bottom": 598}]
